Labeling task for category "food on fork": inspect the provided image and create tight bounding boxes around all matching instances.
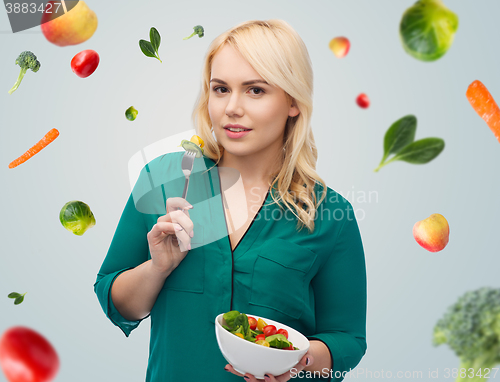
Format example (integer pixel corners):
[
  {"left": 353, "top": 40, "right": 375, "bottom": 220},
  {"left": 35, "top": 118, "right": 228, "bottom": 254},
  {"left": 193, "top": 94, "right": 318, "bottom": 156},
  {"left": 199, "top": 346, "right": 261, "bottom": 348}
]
[{"left": 179, "top": 135, "right": 204, "bottom": 158}]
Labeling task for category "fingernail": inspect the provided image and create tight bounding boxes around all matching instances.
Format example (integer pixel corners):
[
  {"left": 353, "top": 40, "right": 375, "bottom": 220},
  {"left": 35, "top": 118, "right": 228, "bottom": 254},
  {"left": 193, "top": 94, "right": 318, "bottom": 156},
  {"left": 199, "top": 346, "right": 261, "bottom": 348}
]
[
  {"left": 306, "top": 357, "right": 310, "bottom": 366},
  {"left": 185, "top": 204, "right": 193, "bottom": 209},
  {"left": 244, "top": 377, "right": 250, "bottom": 381},
  {"left": 175, "top": 225, "right": 183, "bottom": 231},
  {"left": 190, "top": 231, "right": 194, "bottom": 238},
  {"left": 264, "top": 375, "right": 270, "bottom": 380},
  {"left": 224, "top": 367, "right": 229, "bottom": 372},
  {"left": 188, "top": 243, "right": 191, "bottom": 250}
]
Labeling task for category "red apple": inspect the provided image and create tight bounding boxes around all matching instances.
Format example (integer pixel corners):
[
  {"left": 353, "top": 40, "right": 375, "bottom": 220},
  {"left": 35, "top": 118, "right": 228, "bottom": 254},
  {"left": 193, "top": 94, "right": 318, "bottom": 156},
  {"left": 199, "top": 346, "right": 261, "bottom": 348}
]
[
  {"left": 329, "top": 37, "right": 350, "bottom": 58},
  {"left": 41, "top": 1, "right": 98, "bottom": 47},
  {"left": 413, "top": 213, "right": 450, "bottom": 252}
]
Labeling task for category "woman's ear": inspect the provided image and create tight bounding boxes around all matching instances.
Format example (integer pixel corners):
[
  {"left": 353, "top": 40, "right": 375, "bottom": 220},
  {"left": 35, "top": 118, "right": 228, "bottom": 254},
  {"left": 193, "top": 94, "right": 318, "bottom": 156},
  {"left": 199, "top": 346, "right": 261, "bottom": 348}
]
[{"left": 289, "top": 100, "right": 300, "bottom": 118}]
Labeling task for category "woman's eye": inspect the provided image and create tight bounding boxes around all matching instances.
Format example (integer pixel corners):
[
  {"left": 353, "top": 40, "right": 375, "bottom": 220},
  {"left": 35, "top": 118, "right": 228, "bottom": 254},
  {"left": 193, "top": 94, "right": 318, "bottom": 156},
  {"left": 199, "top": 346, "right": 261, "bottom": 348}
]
[
  {"left": 249, "top": 87, "right": 264, "bottom": 95},
  {"left": 213, "top": 86, "right": 227, "bottom": 93}
]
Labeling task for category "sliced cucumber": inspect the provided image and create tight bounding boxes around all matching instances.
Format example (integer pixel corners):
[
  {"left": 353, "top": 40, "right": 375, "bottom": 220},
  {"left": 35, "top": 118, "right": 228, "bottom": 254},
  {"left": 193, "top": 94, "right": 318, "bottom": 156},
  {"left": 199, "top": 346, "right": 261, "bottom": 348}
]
[{"left": 180, "top": 139, "right": 204, "bottom": 158}]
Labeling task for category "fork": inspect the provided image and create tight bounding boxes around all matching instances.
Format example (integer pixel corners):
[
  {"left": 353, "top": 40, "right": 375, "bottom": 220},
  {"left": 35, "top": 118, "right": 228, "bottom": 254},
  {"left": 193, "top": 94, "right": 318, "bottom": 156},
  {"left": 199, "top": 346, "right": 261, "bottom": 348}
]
[{"left": 178, "top": 150, "right": 197, "bottom": 209}]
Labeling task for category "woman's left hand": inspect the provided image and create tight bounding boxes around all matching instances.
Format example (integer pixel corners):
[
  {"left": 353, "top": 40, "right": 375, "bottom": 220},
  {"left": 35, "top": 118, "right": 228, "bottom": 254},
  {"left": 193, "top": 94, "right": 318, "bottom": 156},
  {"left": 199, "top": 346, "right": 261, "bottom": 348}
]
[{"left": 224, "top": 353, "right": 313, "bottom": 382}]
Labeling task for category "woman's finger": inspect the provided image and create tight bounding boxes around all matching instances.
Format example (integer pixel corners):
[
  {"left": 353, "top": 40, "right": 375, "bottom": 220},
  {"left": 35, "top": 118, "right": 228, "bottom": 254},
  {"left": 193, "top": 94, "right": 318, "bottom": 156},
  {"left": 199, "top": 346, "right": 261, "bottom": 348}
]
[
  {"left": 159, "top": 210, "right": 194, "bottom": 236},
  {"left": 166, "top": 197, "right": 193, "bottom": 214},
  {"left": 155, "top": 221, "right": 191, "bottom": 251},
  {"left": 224, "top": 364, "right": 245, "bottom": 377}
]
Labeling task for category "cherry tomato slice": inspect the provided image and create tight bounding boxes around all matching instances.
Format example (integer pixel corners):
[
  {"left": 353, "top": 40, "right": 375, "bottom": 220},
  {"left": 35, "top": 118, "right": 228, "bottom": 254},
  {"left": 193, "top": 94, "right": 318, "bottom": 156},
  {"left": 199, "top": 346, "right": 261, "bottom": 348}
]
[
  {"left": 256, "top": 318, "right": 267, "bottom": 331},
  {"left": 255, "top": 334, "right": 266, "bottom": 342},
  {"left": 248, "top": 316, "right": 257, "bottom": 330},
  {"left": 263, "top": 325, "right": 277, "bottom": 337},
  {"left": 277, "top": 328, "right": 289, "bottom": 339}
]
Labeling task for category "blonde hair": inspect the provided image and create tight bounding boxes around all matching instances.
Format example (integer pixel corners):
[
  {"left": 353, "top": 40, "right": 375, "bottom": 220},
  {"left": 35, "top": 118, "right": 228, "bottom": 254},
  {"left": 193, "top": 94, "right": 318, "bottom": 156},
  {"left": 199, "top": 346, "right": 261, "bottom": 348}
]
[{"left": 192, "top": 19, "right": 327, "bottom": 233}]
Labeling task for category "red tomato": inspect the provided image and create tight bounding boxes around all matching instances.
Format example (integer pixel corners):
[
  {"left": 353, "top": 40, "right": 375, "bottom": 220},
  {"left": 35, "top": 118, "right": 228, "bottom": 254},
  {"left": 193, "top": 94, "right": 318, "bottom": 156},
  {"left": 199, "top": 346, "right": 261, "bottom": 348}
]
[
  {"left": 71, "top": 50, "right": 100, "bottom": 78},
  {"left": 248, "top": 316, "right": 257, "bottom": 330},
  {"left": 277, "top": 328, "right": 288, "bottom": 339},
  {"left": 356, "top": 93, "right": 370, "bottom": 109},
  {"left": 285, "top": 344, "right": 294, "bottom": 350},
  {"left": 0, "top": 326, "right": 59, "bottom": 382},
  {"left": 255, "top": 334, "right": 266, "bottom": 341},
  {"left": 262, "top": 325, "right": 277, "bottom": 337}
]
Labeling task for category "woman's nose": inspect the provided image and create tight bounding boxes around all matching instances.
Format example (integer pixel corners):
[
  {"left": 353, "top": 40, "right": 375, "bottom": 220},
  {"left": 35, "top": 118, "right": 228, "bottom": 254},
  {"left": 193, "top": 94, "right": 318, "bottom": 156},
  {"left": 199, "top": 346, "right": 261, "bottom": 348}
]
[{"left": 225, "top": 93, "right": 244, "bottom": 117}]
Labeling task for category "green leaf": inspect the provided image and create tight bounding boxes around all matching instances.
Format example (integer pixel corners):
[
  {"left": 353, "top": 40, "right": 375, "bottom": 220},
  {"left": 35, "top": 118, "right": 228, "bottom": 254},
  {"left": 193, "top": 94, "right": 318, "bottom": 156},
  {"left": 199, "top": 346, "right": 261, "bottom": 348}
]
[
  {"left": 383, "top": 115, "right": 417, "bottom": 161},
  {"left": 150, "top": 27, "right": 161, "bottom": 54},
  {"left": 391, "top": 137, "right": 445, "bottom": 164},
  {"left": 139, "top": 40, "right": 156, "bottom": 58},
  {"left": 266, "top": 334, "right": 291, "bottom": 349},
  {"left": 234, "top": 313, "right": 249, "bottom": 335},
  {"left": 223, "top": 310, "right": 240, "bottom": 328},
  {"left": 14, "top": 296, "right": 24, "bottom": 305},
  {"left": 8, "top": 292, "right": 21, "bottom": 299}
]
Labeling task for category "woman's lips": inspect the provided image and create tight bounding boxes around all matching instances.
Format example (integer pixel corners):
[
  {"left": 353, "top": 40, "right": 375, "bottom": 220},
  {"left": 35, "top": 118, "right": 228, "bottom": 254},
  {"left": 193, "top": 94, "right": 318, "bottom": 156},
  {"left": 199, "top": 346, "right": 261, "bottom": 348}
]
[{"left": 224, "top": 128, "right": 252, "bottom": 139}]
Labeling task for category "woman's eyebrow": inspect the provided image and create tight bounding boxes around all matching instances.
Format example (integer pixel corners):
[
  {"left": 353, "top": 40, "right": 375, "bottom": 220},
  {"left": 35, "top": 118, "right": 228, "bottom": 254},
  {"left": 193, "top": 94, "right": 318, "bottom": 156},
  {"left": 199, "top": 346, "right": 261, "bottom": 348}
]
[{"left": 210, "top": 78, "right": 269, "bottom": 86}]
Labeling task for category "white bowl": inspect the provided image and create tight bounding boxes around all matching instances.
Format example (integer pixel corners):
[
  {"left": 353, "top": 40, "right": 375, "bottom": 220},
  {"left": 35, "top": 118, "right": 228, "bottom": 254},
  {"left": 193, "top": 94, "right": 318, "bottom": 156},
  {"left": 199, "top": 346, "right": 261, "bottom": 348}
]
[{"left": 215, "top": 313, "right": 310, "bottom": 379}]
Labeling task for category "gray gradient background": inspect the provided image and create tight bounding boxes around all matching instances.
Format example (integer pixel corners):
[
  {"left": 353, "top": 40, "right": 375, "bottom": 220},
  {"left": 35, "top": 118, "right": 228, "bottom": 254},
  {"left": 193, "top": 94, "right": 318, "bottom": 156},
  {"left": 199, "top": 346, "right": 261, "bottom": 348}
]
[{"left": 1, "top": 0, "right": 499, "bottom": 381}]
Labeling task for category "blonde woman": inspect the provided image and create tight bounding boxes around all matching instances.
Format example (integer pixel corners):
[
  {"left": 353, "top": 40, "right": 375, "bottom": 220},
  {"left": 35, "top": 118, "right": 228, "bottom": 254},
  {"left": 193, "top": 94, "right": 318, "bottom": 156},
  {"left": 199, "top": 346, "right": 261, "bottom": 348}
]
[{"left": 95, "top": 19, "right": 367, "bottom": 382}]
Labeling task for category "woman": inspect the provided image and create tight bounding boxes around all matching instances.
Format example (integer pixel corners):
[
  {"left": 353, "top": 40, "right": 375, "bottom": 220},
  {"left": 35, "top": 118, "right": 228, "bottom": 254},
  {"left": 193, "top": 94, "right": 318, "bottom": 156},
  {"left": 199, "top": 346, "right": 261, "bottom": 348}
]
[{"left": 94, "top": 19, "right": 367, "bottom": 382}]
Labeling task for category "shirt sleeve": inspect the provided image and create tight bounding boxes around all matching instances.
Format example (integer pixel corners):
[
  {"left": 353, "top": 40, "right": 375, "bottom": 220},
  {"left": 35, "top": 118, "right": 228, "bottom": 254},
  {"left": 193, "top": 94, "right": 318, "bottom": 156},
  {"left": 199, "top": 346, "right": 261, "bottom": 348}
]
[
  {"left": 93, "top": 189, "right": 151, "bottom": 337},
  {"left": 307, "top": 207, "right": 367, "bottom": 382}
]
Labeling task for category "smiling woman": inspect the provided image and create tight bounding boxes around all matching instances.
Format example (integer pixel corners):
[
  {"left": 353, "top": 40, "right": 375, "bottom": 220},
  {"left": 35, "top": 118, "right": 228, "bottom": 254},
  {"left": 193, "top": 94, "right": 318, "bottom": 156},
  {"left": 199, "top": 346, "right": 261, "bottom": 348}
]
[{"left": 94, "top": 19, "right": 367, "bottom": 382}]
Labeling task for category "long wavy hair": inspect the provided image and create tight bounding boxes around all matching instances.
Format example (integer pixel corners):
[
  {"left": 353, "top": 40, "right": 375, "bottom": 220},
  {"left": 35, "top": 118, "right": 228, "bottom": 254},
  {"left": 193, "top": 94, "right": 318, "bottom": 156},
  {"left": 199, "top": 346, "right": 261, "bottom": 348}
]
[{"left": 192, "top": 19, "right": 327, "bottom": 233}]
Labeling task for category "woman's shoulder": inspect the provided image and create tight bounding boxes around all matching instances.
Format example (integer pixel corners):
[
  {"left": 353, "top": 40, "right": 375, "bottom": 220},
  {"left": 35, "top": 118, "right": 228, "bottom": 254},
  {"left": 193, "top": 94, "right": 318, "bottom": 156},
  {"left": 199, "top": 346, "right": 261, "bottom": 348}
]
[
  {"left": 314, "top": 181, "right": 352, "bottom": 209},
  {"left": 311, "top": 182, "right": 357, "bottom": 235}
]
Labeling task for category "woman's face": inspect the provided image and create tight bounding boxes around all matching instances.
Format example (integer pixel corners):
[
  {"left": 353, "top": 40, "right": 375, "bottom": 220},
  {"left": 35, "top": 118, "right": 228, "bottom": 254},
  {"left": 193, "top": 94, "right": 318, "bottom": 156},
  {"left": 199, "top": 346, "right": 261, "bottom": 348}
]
[{"left": 208, "top": 45, "right": 299, "bottom": 158}]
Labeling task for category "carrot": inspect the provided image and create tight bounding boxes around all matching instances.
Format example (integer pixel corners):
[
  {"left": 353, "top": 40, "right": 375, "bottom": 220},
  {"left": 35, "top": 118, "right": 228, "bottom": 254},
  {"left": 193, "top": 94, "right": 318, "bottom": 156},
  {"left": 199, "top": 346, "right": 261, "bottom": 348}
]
[
  {"left": 466, "top": 80, "right": 500, "bottom": 144},
  {"left": 9, "top": 128, "right": 59, "bottom": 169}
]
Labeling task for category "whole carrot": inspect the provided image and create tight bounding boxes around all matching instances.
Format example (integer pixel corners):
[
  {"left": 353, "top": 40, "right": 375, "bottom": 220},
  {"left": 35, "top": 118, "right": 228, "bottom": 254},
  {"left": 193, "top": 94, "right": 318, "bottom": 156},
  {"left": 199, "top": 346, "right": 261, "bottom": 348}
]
[
  {"left": 466, "top": 80, "right": 500, "bottom": 144},
  {"left": 9, "top": 128, "right": 59, "bottom": 169}
]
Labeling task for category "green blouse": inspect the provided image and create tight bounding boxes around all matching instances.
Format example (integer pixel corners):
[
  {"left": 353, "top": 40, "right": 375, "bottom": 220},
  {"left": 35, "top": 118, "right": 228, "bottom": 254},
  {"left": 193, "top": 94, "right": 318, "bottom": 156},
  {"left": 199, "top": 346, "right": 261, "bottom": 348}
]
[{"left": 94, "top": 152, "right": 367, "bottom": 382}]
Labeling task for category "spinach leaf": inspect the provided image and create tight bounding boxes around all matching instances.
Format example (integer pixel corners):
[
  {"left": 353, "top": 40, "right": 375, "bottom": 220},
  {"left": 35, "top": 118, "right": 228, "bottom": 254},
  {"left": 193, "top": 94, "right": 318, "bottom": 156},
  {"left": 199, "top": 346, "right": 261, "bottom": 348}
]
[
  {"left": 266, "top": 334, "right": 291, "bottom": 349},
  {"left": 8, "top": 292, "right": 26, "bottom": 305},
  {"left": 223, "top": 310, "right": 240, "bottom": 329},
  {"left": 139, "top": 27, "right": 162, "bottom": 63},
  {"left": 139, "top": 40, "right": 156, "bottom": 58},
  {"left": 391, "top": 137, "right": 445, "bottom": 164},
  {"left": 374, "top": 115, "right": 445, "bottom": 172},
  {"left": 150, "top": 27, "right": 161, "bottom": 53},
  {"left": 234, "top": 313, "right": 249, "bottom": 335},
  {"left": 383, "top": 115, "right": 417, "bottom": 161}
]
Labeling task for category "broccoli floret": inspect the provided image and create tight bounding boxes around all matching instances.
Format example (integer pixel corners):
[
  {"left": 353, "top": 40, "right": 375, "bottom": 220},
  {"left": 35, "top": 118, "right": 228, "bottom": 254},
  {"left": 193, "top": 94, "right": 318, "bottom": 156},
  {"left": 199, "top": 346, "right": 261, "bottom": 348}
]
[
  {"left": 183, "top": 25, "right": 204, "bottom": 40},
  {"left": 433, "top": 287, "right": 500, "bottom": 382},
  {"left": 8, "top": 51, "right": 41, "bottom": 95}
]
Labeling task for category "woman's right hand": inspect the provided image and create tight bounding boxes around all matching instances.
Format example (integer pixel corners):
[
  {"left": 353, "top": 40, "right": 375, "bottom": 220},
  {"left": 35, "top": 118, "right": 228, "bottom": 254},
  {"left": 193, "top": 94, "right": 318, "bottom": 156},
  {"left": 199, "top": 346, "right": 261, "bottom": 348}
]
[{"left": 146, "top": 197, "right": 194, "bottom": 274}]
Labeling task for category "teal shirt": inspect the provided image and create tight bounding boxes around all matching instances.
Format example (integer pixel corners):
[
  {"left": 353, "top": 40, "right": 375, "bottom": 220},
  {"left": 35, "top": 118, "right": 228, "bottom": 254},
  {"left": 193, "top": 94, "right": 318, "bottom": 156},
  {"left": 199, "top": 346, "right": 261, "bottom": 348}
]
[{"left": 94, "top": 152, "right": 367, "bottom": 382}]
